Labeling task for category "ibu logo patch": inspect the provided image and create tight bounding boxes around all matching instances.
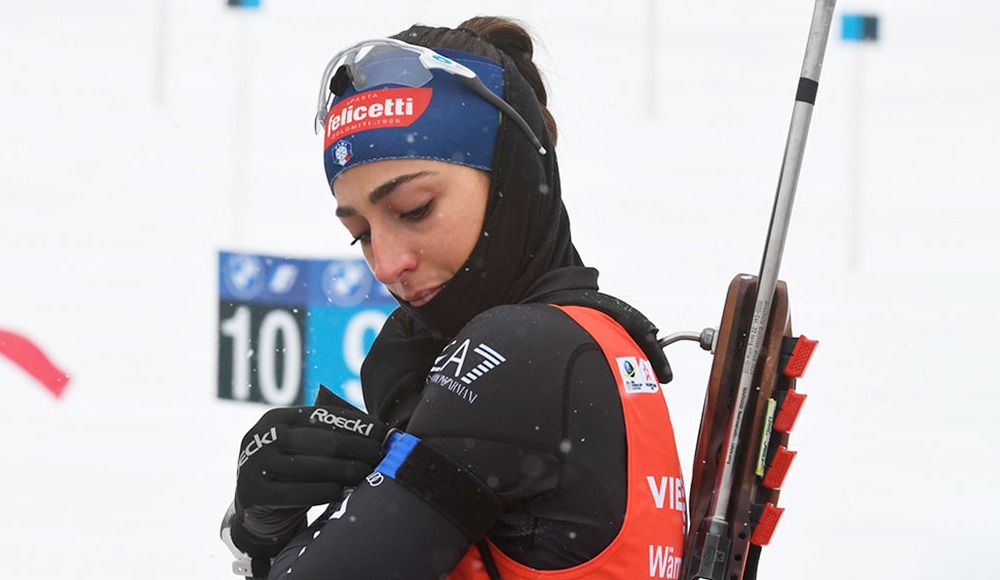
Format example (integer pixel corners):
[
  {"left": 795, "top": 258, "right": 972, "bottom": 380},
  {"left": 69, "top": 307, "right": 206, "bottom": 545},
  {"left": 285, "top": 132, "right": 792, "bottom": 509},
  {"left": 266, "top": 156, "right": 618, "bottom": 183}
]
[
  {"left": 616, "top": 356, "right": 659, "bottom": 393},
  {"left": 331, "top": 139, "right": 353, "bottom": 166}
]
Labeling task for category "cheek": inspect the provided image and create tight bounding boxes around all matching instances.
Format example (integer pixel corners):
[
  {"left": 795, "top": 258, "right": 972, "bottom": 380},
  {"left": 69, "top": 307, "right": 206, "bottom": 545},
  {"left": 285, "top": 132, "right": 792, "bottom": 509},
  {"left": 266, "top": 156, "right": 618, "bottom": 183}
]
[{"left": 436, "top": 206, "right": 485, "bottom": 270}]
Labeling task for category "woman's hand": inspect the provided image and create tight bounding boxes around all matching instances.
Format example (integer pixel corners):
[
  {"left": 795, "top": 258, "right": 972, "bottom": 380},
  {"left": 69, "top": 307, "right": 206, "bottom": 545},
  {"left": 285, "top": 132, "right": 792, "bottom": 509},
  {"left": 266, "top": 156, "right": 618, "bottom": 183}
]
[
  {"left": 236, "top": 404, "right": 387, "bottom": 510},
  {"left": 228, "top": 400, "right": 389, "bottom": 567}
]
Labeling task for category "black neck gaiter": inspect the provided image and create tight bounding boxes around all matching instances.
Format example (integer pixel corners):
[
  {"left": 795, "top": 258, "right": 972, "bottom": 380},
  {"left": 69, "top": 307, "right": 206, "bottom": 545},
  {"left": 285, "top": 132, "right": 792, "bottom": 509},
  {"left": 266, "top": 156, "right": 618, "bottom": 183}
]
[{"left": 399, "top": 53, "right": 582, "bottom": 338}]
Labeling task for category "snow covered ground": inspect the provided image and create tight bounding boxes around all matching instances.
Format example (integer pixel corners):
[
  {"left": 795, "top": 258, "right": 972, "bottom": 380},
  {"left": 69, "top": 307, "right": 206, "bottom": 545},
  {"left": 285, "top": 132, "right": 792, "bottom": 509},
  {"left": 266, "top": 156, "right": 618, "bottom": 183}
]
[{"left": 1, "top": 1, "right": 996, "bottom": 578}]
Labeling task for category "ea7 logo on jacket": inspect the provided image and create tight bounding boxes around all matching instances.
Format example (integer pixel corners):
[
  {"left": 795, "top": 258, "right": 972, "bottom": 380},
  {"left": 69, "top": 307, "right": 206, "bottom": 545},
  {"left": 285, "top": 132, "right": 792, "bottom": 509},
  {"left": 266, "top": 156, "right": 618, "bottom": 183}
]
[
  {"left": 616, "top": 356, "right": 659, "bottom": 393},
  {"left": 428, "top": 339, "right": 506, "bottom": 404}
]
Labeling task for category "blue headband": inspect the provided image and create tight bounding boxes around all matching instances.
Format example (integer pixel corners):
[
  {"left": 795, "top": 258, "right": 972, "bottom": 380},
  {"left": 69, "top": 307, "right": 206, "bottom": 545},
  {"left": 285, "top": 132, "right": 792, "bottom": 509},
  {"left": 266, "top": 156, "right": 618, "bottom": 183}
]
[{"left": 322, "top": 49, "right": 504, "bottom": 188}]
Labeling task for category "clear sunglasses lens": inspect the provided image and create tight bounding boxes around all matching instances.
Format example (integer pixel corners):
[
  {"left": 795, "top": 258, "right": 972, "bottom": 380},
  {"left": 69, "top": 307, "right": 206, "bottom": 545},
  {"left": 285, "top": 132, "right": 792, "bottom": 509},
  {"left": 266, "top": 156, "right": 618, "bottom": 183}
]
[
  {"left": 347, "top": 46, "right": 433, "bottom": 91},
  {"left": 317, "top": 44, "right": 432, "bottom": 132}
]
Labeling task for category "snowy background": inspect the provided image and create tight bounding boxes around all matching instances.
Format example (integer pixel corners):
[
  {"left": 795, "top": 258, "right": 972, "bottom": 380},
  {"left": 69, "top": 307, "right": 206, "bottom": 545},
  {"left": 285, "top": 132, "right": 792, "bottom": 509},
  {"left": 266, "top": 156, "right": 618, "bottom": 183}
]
[{"left": 1, "top": 0, "right": 997, "bottom": 578}]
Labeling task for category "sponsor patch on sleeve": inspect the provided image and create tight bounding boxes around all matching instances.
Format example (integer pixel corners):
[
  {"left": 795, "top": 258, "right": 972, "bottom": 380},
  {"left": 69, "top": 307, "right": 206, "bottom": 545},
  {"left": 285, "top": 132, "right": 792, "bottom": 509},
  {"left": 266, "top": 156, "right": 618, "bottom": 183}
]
[{"left": 616, "top": 356, "right": 660, "bottom": 393}]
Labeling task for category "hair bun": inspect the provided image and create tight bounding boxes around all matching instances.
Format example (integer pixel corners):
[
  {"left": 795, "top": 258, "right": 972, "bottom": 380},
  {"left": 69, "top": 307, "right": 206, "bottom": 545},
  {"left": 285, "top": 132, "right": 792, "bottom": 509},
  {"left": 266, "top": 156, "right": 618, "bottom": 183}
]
[
  {"left": 392, "top": 16, "right": 557, "bottom": 145},
  {"left": 462, "top": 16, "right": 533, "bottom": 61}
]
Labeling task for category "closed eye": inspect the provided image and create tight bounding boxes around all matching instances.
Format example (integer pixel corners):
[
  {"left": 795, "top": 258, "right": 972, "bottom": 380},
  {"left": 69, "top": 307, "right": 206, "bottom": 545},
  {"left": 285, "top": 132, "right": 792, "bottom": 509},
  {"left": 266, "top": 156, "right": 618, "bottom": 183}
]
[
  {"left": 400, "top": 202, "right": 432, "bottom": 221},
  {"left": 350, "top": 230, "right": 371, "bottom": 246},
  {"left": 346, "top": 202, "right": 432, "bottom": 247}
]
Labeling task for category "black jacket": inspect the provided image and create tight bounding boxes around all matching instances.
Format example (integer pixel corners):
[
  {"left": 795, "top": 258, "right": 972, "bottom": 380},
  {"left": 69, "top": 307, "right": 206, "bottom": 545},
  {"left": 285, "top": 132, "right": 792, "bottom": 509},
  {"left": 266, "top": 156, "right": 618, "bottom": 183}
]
[{"left": 267, "top": 267, "right": 671, "bottom": 578}]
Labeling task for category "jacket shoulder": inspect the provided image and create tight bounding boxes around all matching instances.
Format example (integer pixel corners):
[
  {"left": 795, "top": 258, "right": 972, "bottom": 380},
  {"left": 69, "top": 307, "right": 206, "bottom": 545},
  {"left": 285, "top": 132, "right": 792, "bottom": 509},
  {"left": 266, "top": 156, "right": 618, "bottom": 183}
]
[{"left": 407, "top": 303, "right": 605, "bottom": 443}]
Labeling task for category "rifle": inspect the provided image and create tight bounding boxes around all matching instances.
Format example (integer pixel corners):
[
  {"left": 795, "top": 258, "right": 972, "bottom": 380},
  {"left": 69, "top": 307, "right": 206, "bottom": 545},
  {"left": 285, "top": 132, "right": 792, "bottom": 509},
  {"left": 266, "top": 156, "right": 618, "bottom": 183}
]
[{"left": 662, "top": 2, "right": 836, "bottom": 578}]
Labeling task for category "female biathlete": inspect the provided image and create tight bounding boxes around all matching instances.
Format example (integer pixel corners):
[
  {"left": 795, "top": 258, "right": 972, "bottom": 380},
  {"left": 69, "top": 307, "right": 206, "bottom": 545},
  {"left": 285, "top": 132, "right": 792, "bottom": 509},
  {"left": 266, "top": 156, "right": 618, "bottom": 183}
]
[{"left": 222, "top": 16, "right": 687, "bottom": 580}]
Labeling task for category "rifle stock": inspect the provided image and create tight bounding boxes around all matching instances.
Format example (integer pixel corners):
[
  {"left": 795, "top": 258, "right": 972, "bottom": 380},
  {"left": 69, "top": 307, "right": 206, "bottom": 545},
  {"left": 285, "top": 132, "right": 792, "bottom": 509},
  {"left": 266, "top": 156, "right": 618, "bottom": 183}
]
[{"left": 681, "top": 275, "right": 799, "bottom": 580}]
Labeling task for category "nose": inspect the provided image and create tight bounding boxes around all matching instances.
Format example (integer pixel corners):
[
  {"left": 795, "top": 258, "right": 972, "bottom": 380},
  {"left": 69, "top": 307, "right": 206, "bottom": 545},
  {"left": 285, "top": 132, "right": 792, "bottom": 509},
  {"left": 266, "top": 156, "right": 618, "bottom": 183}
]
[{"left": 369, "top": 230, "right": 418, "bottom": 286}]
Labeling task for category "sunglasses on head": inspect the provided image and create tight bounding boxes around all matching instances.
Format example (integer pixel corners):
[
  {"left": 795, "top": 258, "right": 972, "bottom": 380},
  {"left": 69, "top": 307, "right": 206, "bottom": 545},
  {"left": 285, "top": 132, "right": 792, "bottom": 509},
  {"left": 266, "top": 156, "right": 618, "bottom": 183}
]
[{"left": 315, "top": 38, "right": 546, "bottom": 155}]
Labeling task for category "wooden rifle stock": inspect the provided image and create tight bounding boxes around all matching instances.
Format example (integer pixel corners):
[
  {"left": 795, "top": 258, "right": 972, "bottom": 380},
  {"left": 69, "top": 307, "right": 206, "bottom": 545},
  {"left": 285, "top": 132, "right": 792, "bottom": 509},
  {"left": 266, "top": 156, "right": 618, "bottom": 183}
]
[{"left": 680, "top": 275, "right": 799, "bottom": 580}]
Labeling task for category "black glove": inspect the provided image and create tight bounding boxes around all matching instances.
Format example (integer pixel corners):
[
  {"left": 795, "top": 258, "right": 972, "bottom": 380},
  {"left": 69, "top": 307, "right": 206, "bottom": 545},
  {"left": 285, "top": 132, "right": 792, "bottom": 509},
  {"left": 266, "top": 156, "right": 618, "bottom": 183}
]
[{"left": 229, "top": 397, "right": 389, "bottom": 565}]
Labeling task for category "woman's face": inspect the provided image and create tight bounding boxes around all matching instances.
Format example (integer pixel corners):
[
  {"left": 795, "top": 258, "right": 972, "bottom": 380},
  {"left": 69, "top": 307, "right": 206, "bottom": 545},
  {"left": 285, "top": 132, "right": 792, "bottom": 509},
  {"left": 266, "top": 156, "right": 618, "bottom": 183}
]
[{"left": 334, "top": 158, "right": 490, "bottom": 307}]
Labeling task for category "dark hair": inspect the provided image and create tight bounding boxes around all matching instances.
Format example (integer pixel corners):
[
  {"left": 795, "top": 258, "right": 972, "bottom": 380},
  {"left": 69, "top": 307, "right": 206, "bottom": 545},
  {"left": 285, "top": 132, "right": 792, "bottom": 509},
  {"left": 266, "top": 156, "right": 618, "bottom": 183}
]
[{"left": 391, "top": 16, "right": 558, "bottom": 145}]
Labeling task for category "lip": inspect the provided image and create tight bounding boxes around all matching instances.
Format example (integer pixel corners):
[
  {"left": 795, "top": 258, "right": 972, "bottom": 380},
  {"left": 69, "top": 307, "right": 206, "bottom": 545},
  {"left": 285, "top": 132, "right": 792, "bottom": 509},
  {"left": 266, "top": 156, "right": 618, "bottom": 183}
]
[{"left": 402, "top": 285, "right": 442, "bottom": 307}]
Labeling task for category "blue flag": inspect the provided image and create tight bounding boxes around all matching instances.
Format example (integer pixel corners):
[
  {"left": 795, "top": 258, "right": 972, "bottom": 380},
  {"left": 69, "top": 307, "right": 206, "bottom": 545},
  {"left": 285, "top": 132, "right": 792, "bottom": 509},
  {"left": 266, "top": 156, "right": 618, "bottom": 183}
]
[{"left": 842, "top": 14, "right": 879, "bottom": 42}]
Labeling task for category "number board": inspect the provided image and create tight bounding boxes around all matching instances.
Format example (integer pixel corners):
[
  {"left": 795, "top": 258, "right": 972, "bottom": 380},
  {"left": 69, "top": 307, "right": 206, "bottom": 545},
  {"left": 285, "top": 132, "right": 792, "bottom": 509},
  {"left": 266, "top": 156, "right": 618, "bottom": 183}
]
[{"left": 218, "top": 251, "right": 395, "bottom": 409}]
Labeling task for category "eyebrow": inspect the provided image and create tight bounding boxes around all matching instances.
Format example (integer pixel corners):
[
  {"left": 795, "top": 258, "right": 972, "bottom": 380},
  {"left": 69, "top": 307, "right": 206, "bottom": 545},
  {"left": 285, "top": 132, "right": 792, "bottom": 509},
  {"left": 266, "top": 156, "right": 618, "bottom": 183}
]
[{"left": 335, "top": 171, "right": 435, "bottom": 218}]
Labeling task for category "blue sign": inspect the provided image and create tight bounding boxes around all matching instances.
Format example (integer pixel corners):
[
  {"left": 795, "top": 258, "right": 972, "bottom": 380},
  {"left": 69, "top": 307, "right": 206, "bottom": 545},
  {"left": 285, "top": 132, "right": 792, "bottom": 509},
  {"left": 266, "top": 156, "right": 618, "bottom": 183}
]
[
  {"left": 227, "top": 0, "right": 261, "bottom": 8},
  {"left": 218, "top": 251, "right": 396, "bottom": 410},
  {"left": 842, "top": 14, "right": 879, "bottom": 42}
]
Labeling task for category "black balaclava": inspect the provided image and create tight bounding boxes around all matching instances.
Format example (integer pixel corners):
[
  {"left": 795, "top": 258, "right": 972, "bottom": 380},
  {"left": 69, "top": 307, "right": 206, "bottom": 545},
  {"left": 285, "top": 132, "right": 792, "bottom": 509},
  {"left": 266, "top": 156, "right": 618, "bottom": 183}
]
[{"left": 398, "top": 51, "right": 582, "bottom": 338}]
